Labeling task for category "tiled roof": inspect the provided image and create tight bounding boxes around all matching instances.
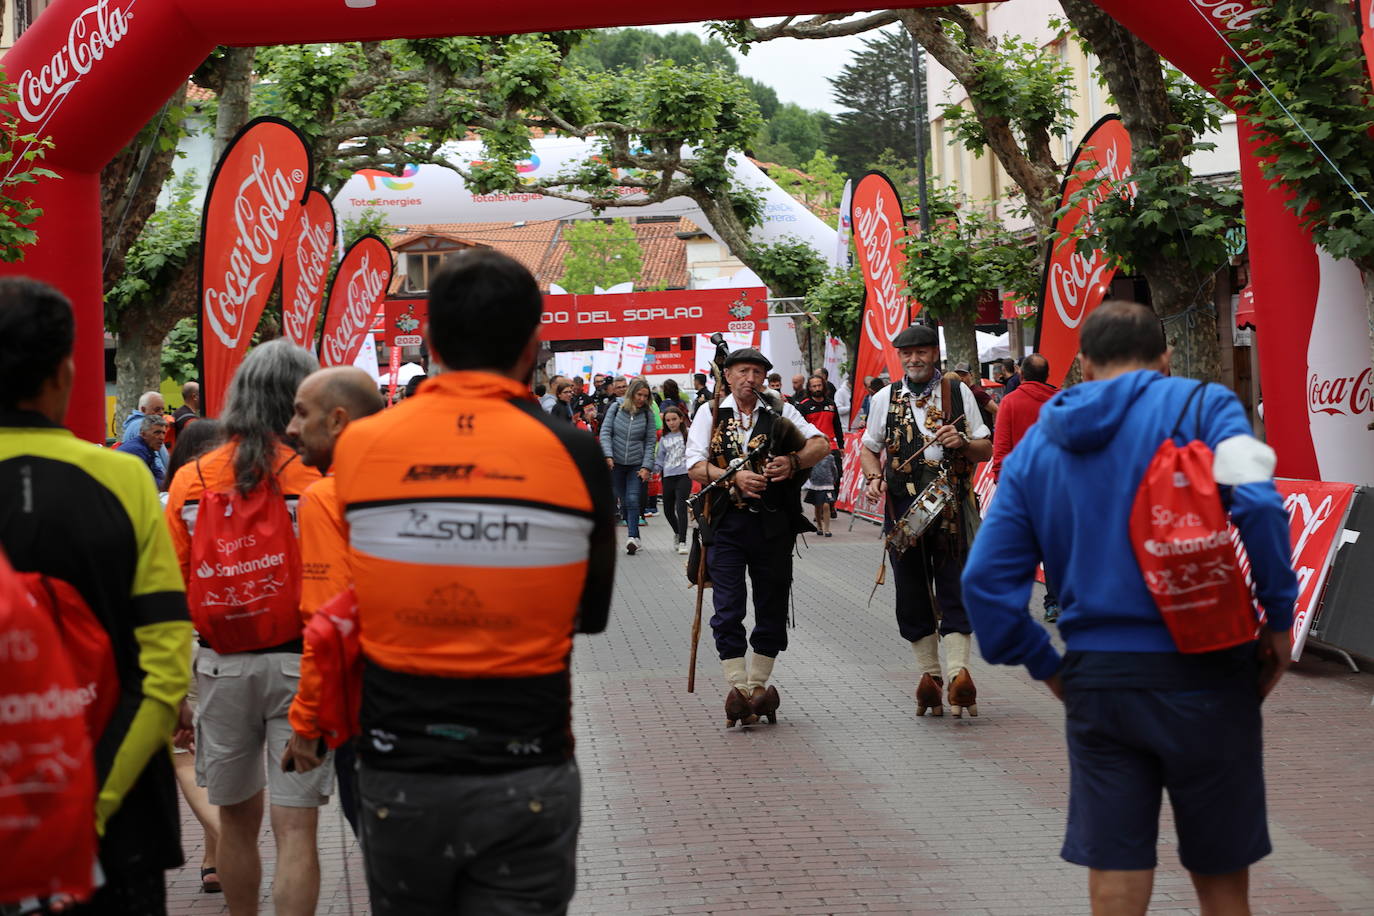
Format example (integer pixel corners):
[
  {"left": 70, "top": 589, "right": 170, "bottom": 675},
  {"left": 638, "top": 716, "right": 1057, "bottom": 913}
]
[{"left": 387, "top": 218, "right": 690, "bottom": 292}]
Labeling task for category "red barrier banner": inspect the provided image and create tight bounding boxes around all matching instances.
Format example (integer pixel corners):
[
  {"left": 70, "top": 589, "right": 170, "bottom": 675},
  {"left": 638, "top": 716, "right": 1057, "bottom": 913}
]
[
  {"left": 320, "top": 235, "right": 393, "bottom": 367},
  {"left": 281, "top": 189, "right": 336, "bottom": 350},
  {"left": 1035, "top": 115, "right": 1135, "bottom": 388},
  {"left": 199, "top": 117, "right": 312, "bottom": 415},
  {"left": 538, "top": 288, "right": 765, "bottom": 341},
  {"left": 835, "top": 435, "right": 883, "bottom": 523},
  {"left": 1272, "top": 479, "right": 1356, "bottom": 660},
  {"left": 388, "top": 343, "right": 402, "bottom": 405},
  {"left": 850, "top": 171, "right": 911, "bottom": 424}
]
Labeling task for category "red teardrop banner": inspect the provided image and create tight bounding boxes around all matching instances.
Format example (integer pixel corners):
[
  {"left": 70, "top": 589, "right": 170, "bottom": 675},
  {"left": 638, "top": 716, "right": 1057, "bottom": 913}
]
[
  {"left": 1361, "top": 0, "right": 1374, "bottom": 94},
  {"left": 319, "top": 235, "right": 394, "bottom": 368},
  {"left": 281, "top": 189, "right": 337, "bottom": 351},
  {"left": 1034, "top": 115, "right": 1136, "bottom": 387},
  {"left": 849, "top": 171, "right": 913, "bottom": 424},
  {"left": 198, "top": 117, "right": 312, "bottom": 416}
]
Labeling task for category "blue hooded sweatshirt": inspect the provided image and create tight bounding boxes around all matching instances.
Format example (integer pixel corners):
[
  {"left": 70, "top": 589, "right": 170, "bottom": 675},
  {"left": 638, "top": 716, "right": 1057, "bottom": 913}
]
[{"left": 961, "top": 370, "right": 1297, "bottom": 681}]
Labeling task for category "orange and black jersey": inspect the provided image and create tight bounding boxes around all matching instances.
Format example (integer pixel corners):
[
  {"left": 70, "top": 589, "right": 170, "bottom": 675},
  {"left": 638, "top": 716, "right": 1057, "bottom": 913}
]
[
  {"left": 0, "top": 410, "right": 191, "bottom": 874},
  {"left": 332, "top": 371, "right": 615, "bottom": 774}
]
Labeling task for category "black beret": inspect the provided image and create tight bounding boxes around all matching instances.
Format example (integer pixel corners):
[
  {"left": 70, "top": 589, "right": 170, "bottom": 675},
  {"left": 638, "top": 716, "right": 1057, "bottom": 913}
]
[
  {"left": 723, "top": 347, "right": 773, "bottom": 371},
  {"left": 891, "top": 324, "right": 938, "bottom": 349}
]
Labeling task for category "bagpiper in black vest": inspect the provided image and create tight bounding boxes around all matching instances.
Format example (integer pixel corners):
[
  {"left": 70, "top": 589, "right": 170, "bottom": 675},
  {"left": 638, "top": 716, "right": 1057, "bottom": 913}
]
[{"left": 702, "top": 404, "right": 812, "bottom": 541}]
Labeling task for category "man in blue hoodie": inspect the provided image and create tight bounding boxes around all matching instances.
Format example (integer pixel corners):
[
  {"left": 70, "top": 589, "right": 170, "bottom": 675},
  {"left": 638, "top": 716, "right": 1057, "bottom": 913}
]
[{"left": 962, "top": 301, "right": 1296, "bottom": 915}]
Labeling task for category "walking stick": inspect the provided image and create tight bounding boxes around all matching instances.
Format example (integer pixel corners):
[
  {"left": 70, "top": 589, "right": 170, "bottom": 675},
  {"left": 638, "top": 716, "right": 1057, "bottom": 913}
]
[
  {"left": 687, "top": 526, "right": 707, "bottom": 693},
  {"left": 688, "top": 334, "right": 731, "bottom": 693}
]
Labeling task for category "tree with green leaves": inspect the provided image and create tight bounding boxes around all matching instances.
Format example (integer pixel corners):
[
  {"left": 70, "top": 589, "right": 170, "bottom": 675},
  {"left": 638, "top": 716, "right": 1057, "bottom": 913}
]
[
  {"left": 825, "top": 29, "right": 920, "bottom": 179},
  {"left": 768, "top": 151, "right": 846, "bottom": 217},
  {"left": 901, "top": 187, "right": 1040, "bottom": 370},
  {"left": 1218, "top": 0, "right": 1374, "bottom": 373},
  {"left": 805, "top": 265, "right": 866, "bottom": 370},
  {"left": 752, "top": 102, "right": 832, "bottom": 169},
  {"left": 556, "top": 219, "right": 644, "bottom": 293},
  {"left": 0, "top": 67, "right": 58, "bottom": 261}
]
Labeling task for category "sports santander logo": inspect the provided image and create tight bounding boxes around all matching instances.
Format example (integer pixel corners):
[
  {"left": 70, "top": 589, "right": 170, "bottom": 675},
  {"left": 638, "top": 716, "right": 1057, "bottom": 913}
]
[
  {"left": 320, "top": 236, "right": 393, "bottom": 367},
  {"left": 16, "top": 0, "right": 134, "bottom": 125}
]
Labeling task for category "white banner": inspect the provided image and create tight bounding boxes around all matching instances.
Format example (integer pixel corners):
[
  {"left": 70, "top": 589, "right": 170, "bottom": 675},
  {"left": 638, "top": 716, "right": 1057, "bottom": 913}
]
[
  {"left": 618, "top": 337, "right": 648, "bottom": 377},
  {"left": 764, "top": 316, "right": 807, "bottom": 381}
]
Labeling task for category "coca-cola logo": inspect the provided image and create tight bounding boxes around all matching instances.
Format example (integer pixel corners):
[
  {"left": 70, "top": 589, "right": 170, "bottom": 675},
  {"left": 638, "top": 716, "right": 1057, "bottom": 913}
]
[
  {"left": 285, "top": 213, "right": 332, "bottom": 343},
  {"left": 1307, "top": 368, "right": 1373, "bottom": 417},
  {"left": 1050, "top": 138, "right": 1137, "bottom": 330},
  {"left": 16, "top": 0, "right": 134, "bottom": 125},
  {"left": 853, "top": 200, "right": 906, "bottom": 350},
  {"left": 322, "top": 252, "right": 388, "bottom": 365},
  {"left": 1187, "top": 0, "right": 1261, "bottom": 32},
  {"left": 203, "top": 146, "right": 308, "bottom": 349}
]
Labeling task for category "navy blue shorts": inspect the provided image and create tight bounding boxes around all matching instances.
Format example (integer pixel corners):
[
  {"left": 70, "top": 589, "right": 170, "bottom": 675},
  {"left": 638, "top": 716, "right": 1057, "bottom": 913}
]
[{"left": 1061, "top": 684, "right": 1271, "bottom": 874}]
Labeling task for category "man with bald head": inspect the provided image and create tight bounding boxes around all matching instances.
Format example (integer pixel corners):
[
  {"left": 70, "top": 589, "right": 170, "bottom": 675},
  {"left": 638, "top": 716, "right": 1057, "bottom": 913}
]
[{"left": 281, "top": 367, "right": 385, "bottom": 829}]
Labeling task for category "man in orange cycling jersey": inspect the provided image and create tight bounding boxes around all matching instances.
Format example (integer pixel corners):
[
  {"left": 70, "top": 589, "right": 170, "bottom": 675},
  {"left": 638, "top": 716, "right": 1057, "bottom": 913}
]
[
  {"left": 330, "top": 249, "right": 615, "bottom": 914},
  {"left": 164, "top": 340, "right": 327, "bottom": 916},
  {"left": 279, "top": 366, "right": 384, "bottom": 833}
]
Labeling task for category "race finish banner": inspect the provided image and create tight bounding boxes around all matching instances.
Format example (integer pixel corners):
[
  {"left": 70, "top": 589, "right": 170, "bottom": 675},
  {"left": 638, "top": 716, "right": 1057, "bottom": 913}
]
[
  {"left": 198, "top": 117, "right": 312, "bottom": 416},
  {"left": 281, "top": 189, "right": 336, "bottom": 350},
  {"left": 320, "top": 235, "right": 393, "bottom": 367},
  {"left": 539, "top": 288, "right": 765, "bottom": 341},
  {"left": 849, "top": 171, "right": 912, "bottom": 426},
  {"left": 1035, "top": 114, "right": 1136, "bottom": 388}
]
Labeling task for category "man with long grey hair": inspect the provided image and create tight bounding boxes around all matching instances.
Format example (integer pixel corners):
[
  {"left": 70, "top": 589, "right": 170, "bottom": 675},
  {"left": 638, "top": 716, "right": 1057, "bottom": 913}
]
[{"left": 165, "top": 339, "right": 329, "bottom": 916}]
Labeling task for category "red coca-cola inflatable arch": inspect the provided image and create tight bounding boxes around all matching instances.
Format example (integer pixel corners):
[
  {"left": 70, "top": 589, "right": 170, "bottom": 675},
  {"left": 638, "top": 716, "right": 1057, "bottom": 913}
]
[{"left": 2, "top": 0, "right": 1367, "bottom": 485}]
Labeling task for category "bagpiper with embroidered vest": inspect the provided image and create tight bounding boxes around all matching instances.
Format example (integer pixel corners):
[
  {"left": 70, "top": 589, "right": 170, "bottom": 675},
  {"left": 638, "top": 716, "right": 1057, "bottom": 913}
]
[
  {"left": 686, "top": 347, "right": 830, "bottom": 727},
  {"left": 859, "top": 325, "right": 993, "bottom": 717}
]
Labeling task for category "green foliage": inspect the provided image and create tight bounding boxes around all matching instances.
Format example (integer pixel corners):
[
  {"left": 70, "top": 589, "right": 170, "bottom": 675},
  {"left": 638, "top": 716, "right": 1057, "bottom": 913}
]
[
  {"left": 0, "top": 66, "right": 58, "bottom": 262},
  {"left": 557, "top": 219, "right": 644, "bottom": 293},
  {"left": 938, "top": 34, "right": 1076, "bottom": 154},
  {"left": 768, "top": 151, "right": 847, "bottom": 214},
  {"left": 901, "top": 186, "right": 1038, "bottom": 321},
  {"left": 161, "top": 317, "right": 199, "bottom": 384},
  {"left": 1219, "top": 0, "right": 1374, "bottom": 268},
  {"left": 566, "top": 29, "right": 737, "bottom": 73},
  {"left": 105, "top": 171, "right": 202, "bottom": 328},
  {"left": 749, "top": 236, "right": 829, "bottom": 299},
  {"left": 804, "top": 266, "right": 866, "bottom": 340},
  {"left": 827, "top": 29, "right": 919, "bottom": 178},
  {"left": 342, "top": 208, "right": 396, "bottom": 249},
  {"left": 751, "top": 103, "right": 832, "bottom": 169}
]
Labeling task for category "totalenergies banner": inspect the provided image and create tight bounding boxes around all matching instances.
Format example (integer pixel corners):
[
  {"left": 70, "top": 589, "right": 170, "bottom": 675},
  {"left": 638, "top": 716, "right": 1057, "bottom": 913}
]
[
  {"left": 320, "top": 235, "right": 393, "bottom": 367},
  {"left": 199, "top": 117, "right": 311, "bottom": 416},
  {"left": 1035, "top": 115, "right": 1135, "bottom": 388},
  {"left": 850, "top": 171, "right": 911, "bottom": 425},
  {"left": 281, "top": 189, "right": 336, "bottom": 350}
]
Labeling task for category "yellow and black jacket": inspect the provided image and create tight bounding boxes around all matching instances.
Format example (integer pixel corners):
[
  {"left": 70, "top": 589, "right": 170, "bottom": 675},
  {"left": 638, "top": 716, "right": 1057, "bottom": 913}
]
[
  {"left": 0, "top": 410, "right": 191, "bottom": 873},
  {"left": 331, "top": 372, "right": 615, "bottom": 774}
]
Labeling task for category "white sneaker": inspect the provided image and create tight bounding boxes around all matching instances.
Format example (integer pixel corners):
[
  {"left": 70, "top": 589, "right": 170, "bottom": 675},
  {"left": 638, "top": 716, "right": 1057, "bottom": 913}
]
[
  {"left": 677, "top": 541, "right": 689, "bottom": 555},
  {"left": 626, "top": 537, "right": 640, "bottom": 555}
]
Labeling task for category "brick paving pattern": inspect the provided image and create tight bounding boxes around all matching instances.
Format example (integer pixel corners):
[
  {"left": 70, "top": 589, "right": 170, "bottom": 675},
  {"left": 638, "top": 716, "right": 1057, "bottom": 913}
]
[{"left": 170, "top": 513, "right": 1373, "bottom": 915}]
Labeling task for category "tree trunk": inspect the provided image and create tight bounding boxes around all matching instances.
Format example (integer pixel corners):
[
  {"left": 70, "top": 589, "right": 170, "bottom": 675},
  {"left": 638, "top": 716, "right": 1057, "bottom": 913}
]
[
  {"left": 114, "top": 316, "right": 168, "bottom": 432},
  {"left": 213, "top": 48, "right": 256, "bottom": 159},
  {"left": 940, "top": 310, "right": 978, "bottom": 377}
]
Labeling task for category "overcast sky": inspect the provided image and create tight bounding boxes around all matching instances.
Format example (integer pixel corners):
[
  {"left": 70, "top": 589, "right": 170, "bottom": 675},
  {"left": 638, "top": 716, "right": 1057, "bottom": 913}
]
[{"left": 644, "top": 21, "right": 890, "bottom": 114}]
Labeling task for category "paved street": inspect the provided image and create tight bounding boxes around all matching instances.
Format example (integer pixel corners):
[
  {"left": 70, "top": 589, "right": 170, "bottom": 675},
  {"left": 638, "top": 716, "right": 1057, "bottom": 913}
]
[{"left": 172, "top": 512, "right": 1373, "bottom": 915}]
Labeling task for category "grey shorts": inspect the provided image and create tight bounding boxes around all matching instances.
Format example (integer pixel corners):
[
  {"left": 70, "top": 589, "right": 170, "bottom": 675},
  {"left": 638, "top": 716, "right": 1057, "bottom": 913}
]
[
  {"left": 194, "top": 647, "right": 334, "bottom": 807},
  {"left": 359, "top": 759, "right": 581, "bottom": 915}
]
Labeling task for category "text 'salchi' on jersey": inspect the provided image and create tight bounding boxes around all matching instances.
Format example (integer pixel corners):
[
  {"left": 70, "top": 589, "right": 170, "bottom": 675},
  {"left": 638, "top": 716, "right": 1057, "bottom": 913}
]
[{"left": 332, "top": 371, "right": 615, "bottom": 774}]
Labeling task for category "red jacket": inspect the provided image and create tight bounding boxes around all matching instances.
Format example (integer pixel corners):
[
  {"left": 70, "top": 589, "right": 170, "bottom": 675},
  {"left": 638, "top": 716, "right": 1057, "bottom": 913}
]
[{"left": 991, "top": 380, "right": 1058, "bottom": 479}]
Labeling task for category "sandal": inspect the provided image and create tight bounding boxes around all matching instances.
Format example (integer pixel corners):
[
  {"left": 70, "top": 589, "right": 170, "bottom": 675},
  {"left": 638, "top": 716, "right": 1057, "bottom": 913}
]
[{"left": 201, "top": 867, "right": 222, "bottom": 894}]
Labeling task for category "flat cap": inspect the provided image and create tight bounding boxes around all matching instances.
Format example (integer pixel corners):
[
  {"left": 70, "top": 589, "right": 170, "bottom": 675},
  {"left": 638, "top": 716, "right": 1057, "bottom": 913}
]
[
  {"left": 953, "top": 361, "right": 972, "bottom": 373},
  {"left": 723, "top": 347, "right": 773, "bottom": 371},
  {"left": 891, "top": 324, "right": 938, "bottom": 349}
]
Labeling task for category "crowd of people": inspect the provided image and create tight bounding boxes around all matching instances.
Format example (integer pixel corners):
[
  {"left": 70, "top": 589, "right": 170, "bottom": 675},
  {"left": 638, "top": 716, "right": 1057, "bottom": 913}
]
[{"left": 0, "top": 251, "right": 1300, "bottom": 916}]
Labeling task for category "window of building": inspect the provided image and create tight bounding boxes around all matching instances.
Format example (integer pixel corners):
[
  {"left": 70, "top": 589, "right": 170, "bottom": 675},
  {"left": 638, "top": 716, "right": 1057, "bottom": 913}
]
[
  {"left": 14, "top": 0, "right": 54, "bottom": 38},
  {"left": 395, "top": 236, "right": 477, "bottom": 293}
]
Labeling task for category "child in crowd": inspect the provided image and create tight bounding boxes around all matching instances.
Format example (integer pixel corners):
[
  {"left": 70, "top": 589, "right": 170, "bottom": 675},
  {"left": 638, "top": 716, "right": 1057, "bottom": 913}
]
[
  {"left": 802, "top": 450, "right": 837, "bottom": 537},
  {"left": 654, "top": 406, "right": 692, "bottom": 554}
]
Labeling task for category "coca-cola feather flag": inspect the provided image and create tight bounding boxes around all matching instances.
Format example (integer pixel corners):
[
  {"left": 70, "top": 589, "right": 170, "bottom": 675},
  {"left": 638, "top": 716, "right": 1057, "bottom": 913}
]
[
  {"left": 319, "top": 235, "right": 394, "bottom": 368},
  {"left": 198, "top": 117, "right": 312, "bottom": 416},
  {"left": 1035, "top": 114, "right": 1135, "bottom": 387},
  {"left": 281, "top": 189, "right": 336, "bottom": 351},
  {"left": 849, "top": 171, "right": 913, "bottom": 424}
]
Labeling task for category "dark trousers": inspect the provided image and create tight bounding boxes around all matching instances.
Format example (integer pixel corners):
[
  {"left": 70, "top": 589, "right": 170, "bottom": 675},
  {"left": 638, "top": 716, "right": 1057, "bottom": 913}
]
[
  {"left": 707, "top": 510, "right": 792, "bottom": 659},
  {"left": 62, "top": 868, "right": 166, "bottom": 916},
  {"left": 609, "top": 463, "right": 642, "bottom": 537},
  {"left": 890, "top": 539, "right": 971, "bottom": 641},
  {"left": 336, "top": 739, "right": 359, "bottom": 837},
  {"left": 359, "top": 760, "right": 580, "bottom": 915},
  {"left": 661, "top": 474, "right": 691, "bottom": 542}
]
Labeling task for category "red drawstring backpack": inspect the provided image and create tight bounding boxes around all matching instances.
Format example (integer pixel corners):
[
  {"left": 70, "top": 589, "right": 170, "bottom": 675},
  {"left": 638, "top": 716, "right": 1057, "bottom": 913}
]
[
  {"left": 188, "top": 458, "right": 303, "bottom": 653},
  {"left": 1129, "top": 382, "right": 1259, "bottom": 653},
  {"left": 0, "top": 548, "right": 101, "bottom": 907},
  {"left": 303, "top": 589, "right": 362, "bottom": 748}
]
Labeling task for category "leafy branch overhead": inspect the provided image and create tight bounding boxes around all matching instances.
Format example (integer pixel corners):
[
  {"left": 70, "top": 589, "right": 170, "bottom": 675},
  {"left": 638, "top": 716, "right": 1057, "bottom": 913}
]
[{"left": 253, "top": 37, "right": 773, "bottom": 264}]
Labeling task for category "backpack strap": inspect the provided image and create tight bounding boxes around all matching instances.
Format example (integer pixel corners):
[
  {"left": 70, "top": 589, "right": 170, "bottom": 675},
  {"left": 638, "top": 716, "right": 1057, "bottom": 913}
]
[{"left": 1170, "top": 381, "right": 1209, "bottom": 444}]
